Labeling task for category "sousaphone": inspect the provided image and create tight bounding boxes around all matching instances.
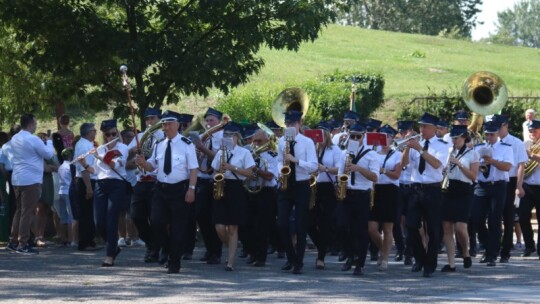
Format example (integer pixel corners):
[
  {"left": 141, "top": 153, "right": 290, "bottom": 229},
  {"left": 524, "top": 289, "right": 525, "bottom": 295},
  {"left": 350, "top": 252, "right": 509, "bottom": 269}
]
[{"left": 271, "top": 87, "right": 310, "bottom": 127}]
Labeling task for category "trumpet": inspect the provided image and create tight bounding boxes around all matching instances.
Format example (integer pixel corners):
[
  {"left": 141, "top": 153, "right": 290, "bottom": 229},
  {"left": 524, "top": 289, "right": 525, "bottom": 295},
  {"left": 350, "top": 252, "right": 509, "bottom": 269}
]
[
  {"left": 391, "top": 134, "right": 422, "bottom": 151},
  {"left": 70, "top": 137, "right": 120, "bottom": 165}
]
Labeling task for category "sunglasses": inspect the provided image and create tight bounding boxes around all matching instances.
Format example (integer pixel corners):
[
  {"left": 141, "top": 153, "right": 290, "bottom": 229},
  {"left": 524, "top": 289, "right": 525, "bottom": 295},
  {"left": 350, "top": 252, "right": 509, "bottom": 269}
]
[
  {"left": 350, "top": 134, "right": 363, "bottom": 140},
  {"left": 105, "top": 132, "right": 117, "bottom": 137}
]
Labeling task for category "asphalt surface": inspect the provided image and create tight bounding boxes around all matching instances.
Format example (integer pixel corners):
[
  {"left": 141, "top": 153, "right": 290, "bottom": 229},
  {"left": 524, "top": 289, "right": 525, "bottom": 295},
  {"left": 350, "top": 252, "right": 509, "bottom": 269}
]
[{"left": 1, "top": 244, "right": 539, "bottom": 303}]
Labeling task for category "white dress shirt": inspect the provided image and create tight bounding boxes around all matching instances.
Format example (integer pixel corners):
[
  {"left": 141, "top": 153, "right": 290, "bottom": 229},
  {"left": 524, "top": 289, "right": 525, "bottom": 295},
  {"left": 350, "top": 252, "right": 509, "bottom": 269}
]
[
  {"left": 1, "top": 141, "right": 14, "bottom": 171},
  {"left": 332, "top": 131, "right": 347, "bottom": 147},
  {"left": 277, "top": 133, "right": 318, "bottom": 182},
  {"left": 198, "top": 130, "right": 223, "bottom": 179},
  {"left": 474, "top": 141, "right": 514, "bottom": 182},
  {"left": 499, "top": 133, "right": 529, "bottom": 178},
  {"left": 338, "top": 145, "right": 380, "bottom": 190},
  {"left": 523, "top": 121, "right": 532, "bottom": 142},
  {"left": 211, "top": 144, "right": 256, "bottom": 181},
  {"left": 377, "top": 150, "right": 402, "bottom": 186},
  {"left": 74, "top": 137, "right": 97, "bottom": 180},
  {"left": 147, "top": 134, "right": 199, "bottom": 184},
  {"left": 9, "top": 130, "right": 55, "bottom": 186},
  {"left": 408, "top": 135, "right": 450, "bottom": 183},
  {"left": 316, "top": 146, "right": 341, "bottom": 183},
  {"left": 93, "top": 142, "right": 129, "bottom": 181},
  {"left": 447, "top": 147, "right": 479, "bottom": 184},
  {"left": 58, "top": 161, "right": 72, "bottom": 195},
  {"left": 259, "top": 151, "right": 278, "bottom": 187}
]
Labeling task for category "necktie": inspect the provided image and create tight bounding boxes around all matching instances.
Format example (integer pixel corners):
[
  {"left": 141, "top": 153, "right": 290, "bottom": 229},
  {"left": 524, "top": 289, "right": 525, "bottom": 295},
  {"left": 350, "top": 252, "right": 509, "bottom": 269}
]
[
  {"left": 289, "top": 141, "right": 296, "bottom": 184},
  {"left": 164, "top": 139, "right": 172, "bottom": 175},
  {"left": 351, "top": 147, "right": 364, "bottom": 185},
  {"left": 418, "top": 140, "right": 429, "bottom": 174}
]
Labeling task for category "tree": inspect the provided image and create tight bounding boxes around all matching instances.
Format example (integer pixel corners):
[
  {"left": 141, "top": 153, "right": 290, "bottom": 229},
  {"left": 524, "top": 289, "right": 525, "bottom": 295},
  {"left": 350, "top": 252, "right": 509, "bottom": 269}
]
[
  {"left": 489, "top": 0, "right": 540, "bottom": 48},
  {"left": 336, "top": 0, "right": 482, "bottom": 38},
  {"left": 0, "top": 0, "right": 336, "bottom": 126}
]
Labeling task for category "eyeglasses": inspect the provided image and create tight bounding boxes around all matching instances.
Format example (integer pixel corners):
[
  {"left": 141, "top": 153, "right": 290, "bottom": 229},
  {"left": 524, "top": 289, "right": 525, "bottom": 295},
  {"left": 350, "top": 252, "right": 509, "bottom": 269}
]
[{"left": 105, "top": 132, "right": 117, "bottom": 137}]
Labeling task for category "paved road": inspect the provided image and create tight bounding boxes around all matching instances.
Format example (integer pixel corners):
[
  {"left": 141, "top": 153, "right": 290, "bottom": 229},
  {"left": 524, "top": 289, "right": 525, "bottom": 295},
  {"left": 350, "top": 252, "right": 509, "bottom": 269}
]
[{"left": 1, "top": 245, "right": 539, "bottom": 303}]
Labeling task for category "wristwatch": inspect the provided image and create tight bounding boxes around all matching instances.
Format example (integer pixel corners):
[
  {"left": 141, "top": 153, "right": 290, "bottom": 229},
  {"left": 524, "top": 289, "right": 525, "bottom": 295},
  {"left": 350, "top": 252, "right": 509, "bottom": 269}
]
[
  {"left": 189, "top": 185, "right": 196, "bottom": 190},
  {"left": 419, "top": 150, "right": 425, "bottom": 156}
]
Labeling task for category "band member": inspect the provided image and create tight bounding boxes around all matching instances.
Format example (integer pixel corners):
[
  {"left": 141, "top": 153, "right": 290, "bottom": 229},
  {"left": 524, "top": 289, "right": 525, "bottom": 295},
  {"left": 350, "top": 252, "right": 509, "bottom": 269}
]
[
  {"left": 128, "top": 108, "right": 164, "bottom": 263},
  {"left": 6, "top": 114, "right": 54, "bottom": 254},
  {"left": 136, "top": 110, "right": 199, "bottom": 274},
  {"left": 454, "top": 110, "right": 470, "bottom": 126},
  {"left": 179, "top": 113, "right": 196, "bottom": 260},
  {"left": 74, "top": 122, "right": 101, "bottom": 251},
  {"left": 277, "top": 111, "right": 318, "bottom": 274},
  {"left": 194, "top": 107, "right": 224, "bottom": 264},
  {"left": 494, "top": 114, "right": 528, "bottom": 262},
  {"left": 211, "top": 122, "right": 256, "bottom": 271},
  {"left": 401, "top": 112, "right": 450, "bottom": 277},
  {"left": 440, "top": 125, "right": 479, "bottom": 272},
  {"left": 332, "top": 111, "right": 360, "bottom": 147},
  {"left": 366, "top": 118, "right": 382, "bottom": 132},
  {"left": 309, "top": 121, "right": 341, "bottom": 270},
  {"left": 517, "top": 119, "right": 540, "bottom": 258},
  {"left": 368, "top": 124, "right": 402, "bottom": 271},
  {"left": 472, "top": 120, "right": 513, "bottom": 267},
  {"left": 436, "top": 120, "right": 452, "bottom": 144},
  {"left": 337, "top": 123, "right": 379, "bottom": 275},
  {"left": 266, "top": 121, "right": 283, "bottom": 139},
  {"left": 80, "top": 119, "right": 128, "bottom": 266},
  {"left": 395, "top": 120, "right": 415, "bottom": 265}
]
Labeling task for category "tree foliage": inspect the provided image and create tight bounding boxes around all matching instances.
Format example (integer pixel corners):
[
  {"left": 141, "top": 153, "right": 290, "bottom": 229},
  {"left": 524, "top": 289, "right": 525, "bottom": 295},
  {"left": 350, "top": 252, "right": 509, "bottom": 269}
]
[
  {"left": 488, "top": 0, "right": 540, "bottom": 48},
  {"left": 0, "top": 0, "right": 336, "bottom": 126},
  {"left": 337, "top": 0, "right": 482, "bottom": 38}
]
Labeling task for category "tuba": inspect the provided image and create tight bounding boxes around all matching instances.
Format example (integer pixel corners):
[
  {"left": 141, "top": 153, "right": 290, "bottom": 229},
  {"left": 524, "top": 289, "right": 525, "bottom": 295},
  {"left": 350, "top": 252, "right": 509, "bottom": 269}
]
[
  {"left": 140, "top": 122, "right": 163, "bottom": 158},
  {"left": 243, "top": 126, "right": 277, "bottom": 194},
  {"left": 336, "top": 152, "right": 352, "bottom": 201},
  {"left": 524, "top": 139, "right": 540, "bottom": 177},
  {"left": 213, "top": 144, "right": 227, "bottom": 200}
]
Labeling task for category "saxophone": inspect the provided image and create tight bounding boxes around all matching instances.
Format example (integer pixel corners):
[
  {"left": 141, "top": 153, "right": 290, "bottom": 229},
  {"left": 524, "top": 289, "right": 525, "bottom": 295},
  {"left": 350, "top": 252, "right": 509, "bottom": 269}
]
[
  {"left": 279, "top": 138, "right": 292, "bottom": 191},
  {"left": 213, "top": 144, "right": 227, "bottom": 200},
  {"left": 336, "top": 152, "right": 353, "bottom": 201}
]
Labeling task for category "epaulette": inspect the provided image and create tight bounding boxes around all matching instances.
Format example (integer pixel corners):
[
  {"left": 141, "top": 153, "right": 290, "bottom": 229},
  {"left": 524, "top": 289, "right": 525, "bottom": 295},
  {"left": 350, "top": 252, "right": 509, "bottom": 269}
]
[
  {"left": 268, "top": 151, "right": 277, "bottom": 157},
  {"left": 500, "top": 142, "right": 512, "bottom": 147},
  {"left": 437, "top": 139, "right": 448, "bottom": 144},
  {"left": 474, "top": 143, "right": 486, "bottom": 147},
  {"left": 181, "top": 136, "right": 192, "bottom": 145},
  {"left": 155, "top": 138, "right": 165, "bottom": 145}
]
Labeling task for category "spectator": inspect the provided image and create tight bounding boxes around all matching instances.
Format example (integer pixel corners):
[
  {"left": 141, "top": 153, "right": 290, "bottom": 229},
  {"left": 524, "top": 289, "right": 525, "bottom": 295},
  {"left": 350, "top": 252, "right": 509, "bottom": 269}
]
[
  {"left": 58, "top": 115, "right": 75, "bottom": 149},
  {"left": 523, "top": 109, "right": 536, "bottom": 141},
  {"left": 54, "top": 148, "right": 75, "bottom": 247}
]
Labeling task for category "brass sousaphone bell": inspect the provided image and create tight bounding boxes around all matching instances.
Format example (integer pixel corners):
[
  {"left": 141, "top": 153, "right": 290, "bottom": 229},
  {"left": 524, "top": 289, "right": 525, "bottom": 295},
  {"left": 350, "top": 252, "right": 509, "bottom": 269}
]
[{"left": 271, "top": 87, "right": 310, "bottom": 127}]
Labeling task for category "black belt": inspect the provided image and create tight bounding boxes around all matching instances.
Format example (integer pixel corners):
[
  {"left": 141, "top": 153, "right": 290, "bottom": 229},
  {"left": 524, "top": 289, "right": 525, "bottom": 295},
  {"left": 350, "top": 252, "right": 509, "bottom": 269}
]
[
  {"left": 478, "top": 181, "right": 506, "bottom": 186},
  {"left": 412, "top": 182, "right": 441, "bottom": 189},
  {"left": 347, "top": 189, "right": 371, "bottom": 194},
  {"left": 400, "top": 183, "right": 413, "bottom": 188},
  {"left": 156, "top": 180, "right": 188, "bottom": 190},
  {"left": 197, "top": 178, "right": 213, "bottom": 184}
]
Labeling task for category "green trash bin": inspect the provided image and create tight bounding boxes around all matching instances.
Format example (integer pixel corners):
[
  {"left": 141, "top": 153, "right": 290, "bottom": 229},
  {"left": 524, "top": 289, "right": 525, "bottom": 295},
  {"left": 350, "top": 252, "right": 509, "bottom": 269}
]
[{"left": 0, "top": 174, "right": 10, "bottom": 242}]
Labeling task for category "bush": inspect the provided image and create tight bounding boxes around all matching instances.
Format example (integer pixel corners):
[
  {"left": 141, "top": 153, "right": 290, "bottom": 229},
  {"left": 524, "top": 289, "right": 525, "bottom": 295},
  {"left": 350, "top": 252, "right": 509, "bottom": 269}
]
[{"left": 215, "top": 70, "right": 385, "bottom": 127}]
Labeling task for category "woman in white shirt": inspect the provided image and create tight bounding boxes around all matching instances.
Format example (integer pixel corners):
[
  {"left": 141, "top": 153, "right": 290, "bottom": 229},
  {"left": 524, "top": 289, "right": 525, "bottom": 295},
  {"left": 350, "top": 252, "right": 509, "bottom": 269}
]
[
  {"left": 211, "top": 122, "right": 256, "bottom": 271},
  {"left": 441, "top": 125, "right": 479, "bottom": 272},
  {"left": 368, "top": 125, "right": 402, "bottom": 271}
]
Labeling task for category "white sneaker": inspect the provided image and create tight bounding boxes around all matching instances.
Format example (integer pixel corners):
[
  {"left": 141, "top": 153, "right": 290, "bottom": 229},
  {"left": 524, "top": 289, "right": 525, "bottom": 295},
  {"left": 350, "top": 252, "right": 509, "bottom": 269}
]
[
  {"left": 131, "top": 239, "right": 145, "bottom": 247},
  {"left": 117, "top": 238, "right": 127, "bottom": 247}
]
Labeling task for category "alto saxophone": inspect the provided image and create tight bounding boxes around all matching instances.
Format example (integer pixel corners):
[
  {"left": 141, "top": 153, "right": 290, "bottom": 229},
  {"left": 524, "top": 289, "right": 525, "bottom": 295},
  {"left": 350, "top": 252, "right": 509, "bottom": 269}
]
[
  {"left": 279, "top": 139, "right": 292, "bottom": 190},
  {"left": 213, "top": 144, "right": 227, "bottom": 200},
  {"left": 336, "top": 152, "right": 353, "bottom": 201}
]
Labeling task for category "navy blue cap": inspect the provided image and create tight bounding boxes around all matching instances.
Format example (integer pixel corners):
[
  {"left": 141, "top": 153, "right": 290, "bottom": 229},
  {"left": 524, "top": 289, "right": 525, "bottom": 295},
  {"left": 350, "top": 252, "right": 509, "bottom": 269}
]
[
  {"left": 528, "top": 120, "right": 540, "bottom": 130},
  {"left": 223, "top": 121, "right": 242, "bottom": 133},
  {"left": 204, "top": 107, "right": 223, "bottom": 120},
  {"left": 436, "top": 120, "right": 449, "bottom": 128},
  {"left": 144, "top": 107, "right": 161, "bottom": 118},
  {"left": 343, "top": 111, "right": 360, "bottom": 121},
  {"left": 160, "top": 110, "right": 182, "bottom": 122},
  {"left": 80, "top": 123, "right": 95, "bottom": 136},
  {"left": 366, "top": 118, "right": 382, "bottom": 131},
  {"left": 450, "top": 125, "right": 468, "bottom": 137},
  {"left": 454, "top": 110, "right": 470, "bottom": 120},
  {"left": 100, "top": 119, "right": 117, "bottom": 131},
  {"left": 284, "top": 110, "right": 303, "bottom": 124},
  {"left": 418, "top": 112, "right": 439, "bottom": 125},
  {"left": 349, "top": 123, "right": 366, "bottom": 133},
  {"left": 266, "top": 121, "right": 281, "bottom": 129},
  {"left": 179, "top": 113, "right": 194, "bottom": 124},
  {"left": 397, "top": 121, "right": 414, "bottom": 132},
  {"left": 378, "top": 124, "right": 397, "bottom": 137},
  {"left": 328, "top": 119, "right": 342, "bottom": 130},
  {"left": 316, "top": 121, "right": 333, "bottom": 132},
  {"left": 492, "top": 114, "right": 509, "bottom": 124},
  {"left": 242, "top": 124, "right": 259, "bottom": 139},
  {"left": 483, "top": 121, "right": 501, "bottom": 133}
]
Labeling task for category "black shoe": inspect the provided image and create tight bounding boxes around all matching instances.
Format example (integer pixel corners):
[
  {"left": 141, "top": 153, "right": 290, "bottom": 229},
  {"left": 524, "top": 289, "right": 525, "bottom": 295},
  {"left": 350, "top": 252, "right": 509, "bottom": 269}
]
[
  {"left": 182, "top": 253, "right": 193, "bottom": 260},
  {"left": 486, "top": 258, "right": 496, "bottom": 266},
  {"left": 101, "top": 261, "right": 114, "bottom": 267},
  {"left": 144, "top": 250, "right": 159, "bottom": 263},
  {"left": 464, "top": 257, "right": 472, "bottom": 268},
  {"left": 246, "top": 255, "right": 256, "bottom": 265},
  {"left": 394, "top": 252, "right": 403, "bottom": 262},
  {"left": 225, "top": 265, "right": 234, "bottom": 271},
  {"left": 253, "top": 261, "right": 266, "bottom": 267},
  {"left": 522, "top": 248, "right": 535, "bottom": 257},
  {"left": 292, "top": 265, "right": 303, "bottom": 274},
  {"left": 281, "top": 262, "right": 293, "bottom": 271},
  {"left": 239, "top": 249, "right": 248, "bottom": 258},
  {"left": 423, "top": 270, "right": 434, "bottom": 277},
  {"left": 341, "top": 258, "right": 353, "bottom": 271},
  {"left": 479, "top": 255, "right": 488, "bottom": 263},
  {"left": 207, "top": 255, "right": 221, "bottom": 265},
  {"left": 338, "top": 252, "right": 347, "bottom": 262},
  {"left": 499, "top": 256, "right": 509, "bottom": 263},
  {"left": 441, "top": 265, "right": 456, "bottom": 272},
  {"left": 353, "top": 266, "right": 364, "bottom": 276},
  {"left": 167, "top": 265, "right": 180, "bottom": 274},
  {"left": 277, "top": 252, "right": 286, "bottom": 259},
  {"left": 404, "top": 256, "right": 413, "bottom": 266},
  {"left": 411, "top": 263, "right": 423, "bottom": 272},
  {"left": 200, "top": 251, "right": 210, "bottom": 262}
]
